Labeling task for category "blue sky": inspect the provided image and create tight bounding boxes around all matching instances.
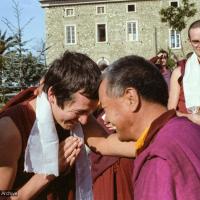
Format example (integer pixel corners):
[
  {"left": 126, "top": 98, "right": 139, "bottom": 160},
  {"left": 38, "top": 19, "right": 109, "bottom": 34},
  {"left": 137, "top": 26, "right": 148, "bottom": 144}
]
[{"left": 0, "top": 0, "right": 45, "bottom": 52}]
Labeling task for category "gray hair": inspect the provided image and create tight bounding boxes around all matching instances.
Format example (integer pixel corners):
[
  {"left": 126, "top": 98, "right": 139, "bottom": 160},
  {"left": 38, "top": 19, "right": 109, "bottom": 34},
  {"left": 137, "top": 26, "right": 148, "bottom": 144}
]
[{"left": 101, "top": 55, "right": 168, "bottom": 106}]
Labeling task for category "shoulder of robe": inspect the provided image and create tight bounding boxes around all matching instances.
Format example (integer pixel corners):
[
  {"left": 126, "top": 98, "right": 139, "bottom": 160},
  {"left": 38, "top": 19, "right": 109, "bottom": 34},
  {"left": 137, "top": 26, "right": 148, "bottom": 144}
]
[{"left": 0, "top": 117, "right": 22, "bottom": 163}]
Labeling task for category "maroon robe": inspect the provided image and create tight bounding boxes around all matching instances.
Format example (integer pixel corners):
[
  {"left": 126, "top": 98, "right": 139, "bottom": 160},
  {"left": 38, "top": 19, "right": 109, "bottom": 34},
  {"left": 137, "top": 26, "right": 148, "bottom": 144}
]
[
  {"left": 177, "top": 60, "right": 188, "bottom": 113},
  {"left": 0, "top": 88, "right": 75, "bottom": 200},
  {"left": 134, "top": 110, "right": 200, "bottom": 199},
  {"left": 90, "top": 111, "right": 134, "bottom": 200},
  {"left": 1, "top": 88, "right": 134, "bottom": 199}
]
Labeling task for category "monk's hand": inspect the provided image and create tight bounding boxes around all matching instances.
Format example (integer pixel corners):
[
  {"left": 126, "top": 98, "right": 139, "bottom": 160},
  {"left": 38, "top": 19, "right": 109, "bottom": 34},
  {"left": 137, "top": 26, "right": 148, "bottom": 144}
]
[
  {"left": 177, "top": 111, "right": 200, "bottom": 125},
  {"left": 59, "top": 136, "right": 83, "bottom": 174},
  {"left": 187, "top": 113, "right": 200, "bottom": 125}
]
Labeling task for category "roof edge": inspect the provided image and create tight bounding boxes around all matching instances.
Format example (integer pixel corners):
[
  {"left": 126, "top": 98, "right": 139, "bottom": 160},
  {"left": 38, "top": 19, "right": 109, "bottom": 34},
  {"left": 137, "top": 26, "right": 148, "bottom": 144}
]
[{"left": 39, "top": 0, "right": 145, "bottom": 8}]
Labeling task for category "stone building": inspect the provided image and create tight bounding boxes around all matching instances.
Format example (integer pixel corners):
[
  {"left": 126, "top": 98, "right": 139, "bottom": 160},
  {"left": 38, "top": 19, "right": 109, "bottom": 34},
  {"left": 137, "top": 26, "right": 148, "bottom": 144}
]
[{"left": 40, "top": 0, "right": 200, "bottom": 65}]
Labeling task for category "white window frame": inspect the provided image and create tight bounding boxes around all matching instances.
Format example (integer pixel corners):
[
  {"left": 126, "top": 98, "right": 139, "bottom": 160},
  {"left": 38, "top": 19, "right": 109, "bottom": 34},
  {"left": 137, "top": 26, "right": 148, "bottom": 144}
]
[
  {"left": 96, "top": 23, "right": 108, "bottom": 43},
  {"left": 96, "top": 5, "right": 106, "bottom": 15},
  {"left": 169, "top": 0, "right": 179, "bottom": 7},
  {"left": 126, "top": 3, "right": 136, "bottom": 13},
  {"left": 126, "top": 20, "right": 138, "bottom": 42},
  {"left": 65, "top": 25, "right": 76, "bottom": 45},
  {"left": 169, "top": 29, "right": 181, "bottom": 49},
  {"left": 64, "top": 7, "right": 75, "bottom": 17}
]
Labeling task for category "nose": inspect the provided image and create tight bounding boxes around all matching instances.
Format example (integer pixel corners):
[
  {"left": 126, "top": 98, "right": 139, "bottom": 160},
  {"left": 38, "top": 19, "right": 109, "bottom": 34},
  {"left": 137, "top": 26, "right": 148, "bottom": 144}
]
[{"left": 78, "top": 114, "right": 89, "bottom": 125}]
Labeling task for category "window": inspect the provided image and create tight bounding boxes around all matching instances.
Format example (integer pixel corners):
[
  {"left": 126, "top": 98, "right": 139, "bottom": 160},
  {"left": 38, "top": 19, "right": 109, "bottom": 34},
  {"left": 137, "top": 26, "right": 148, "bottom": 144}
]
[
  {"left": 65, "top": 8, "right": 74, "bottom": 17},
  {"left": 170, "top": 1, "right": 179, "bottom": 7},
  {"left": 65, "top": 25, "right": 76, "bottom": 44},
  {"left": 127, "top": 21, "right": 138, "bottom": 41},
  {"left": 96, "top": 24, "right": 107, "bottom": 42},
  {"left": 170, "top": 29, "right": 181, "bottom": 48},
  {"left": 127, "top": 4, "right": 136, "bottom": 12},
  {"left": 96, "top": 6, "right": 105, "bottom": 14}
]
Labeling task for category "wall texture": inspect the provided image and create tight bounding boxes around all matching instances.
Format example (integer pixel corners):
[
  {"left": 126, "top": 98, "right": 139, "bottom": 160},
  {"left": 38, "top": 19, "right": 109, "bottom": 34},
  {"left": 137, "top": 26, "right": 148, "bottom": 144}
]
[{"left": 41, "top": 0, "right": 200, "bottom": 64}]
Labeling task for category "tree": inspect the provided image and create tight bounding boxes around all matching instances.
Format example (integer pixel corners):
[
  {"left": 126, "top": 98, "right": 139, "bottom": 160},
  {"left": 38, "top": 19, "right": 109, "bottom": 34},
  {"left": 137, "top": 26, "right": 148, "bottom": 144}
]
[
  {"left": 0, "top": 30, "right": 16, "bottom": 55},
  {"left": 3, "top": 51, "right": 46, "bottom": 88},
  {"left": 160, "top": 0, "right": 197, "bottom": 56},
  {"left": 1, "top": 0, "right": 48, "bottom": 90},
  {"left": 0, "top": 30, "right": 17, "bottom": 83},
  {"left": 34, "top": 38, "right": 50, "bottom": 68},
  {"left": 2, "top": 0, "right": 33, "bottom": 88},
  {"left": 0, "top": 0, "right": 47, "bottom": 105}
]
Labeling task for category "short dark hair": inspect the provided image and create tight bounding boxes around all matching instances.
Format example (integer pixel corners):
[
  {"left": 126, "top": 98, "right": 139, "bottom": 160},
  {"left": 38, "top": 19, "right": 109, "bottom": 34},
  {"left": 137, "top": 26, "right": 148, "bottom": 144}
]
[
  {"left": 102, "top": 55, "right": 168, "bottom": 106},
  {"left": 99, "top": 63, "right": 108, "bottom": 72},
  {"left": 43, "top": 51, "right": 101, "bottom": 108},
  {"left": 188, "top": 20, "right": 200, "bottom": 39}
]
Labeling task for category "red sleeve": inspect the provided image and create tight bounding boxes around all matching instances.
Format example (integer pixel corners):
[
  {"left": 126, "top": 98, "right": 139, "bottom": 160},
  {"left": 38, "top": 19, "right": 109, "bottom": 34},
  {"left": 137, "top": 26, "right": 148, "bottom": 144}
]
[{"left": 1, "top": 87, "right": 36, "bottom": 112}]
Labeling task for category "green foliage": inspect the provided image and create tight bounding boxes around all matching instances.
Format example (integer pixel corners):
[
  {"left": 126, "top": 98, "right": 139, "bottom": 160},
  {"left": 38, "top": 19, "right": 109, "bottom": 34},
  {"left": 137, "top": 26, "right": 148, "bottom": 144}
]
[
  {"left": 167, "top": 48, "right": 175, "bottom": 69},
  {"left": 0, "top": 0, "right": 48, "bottom": 105},
  {"left": 0, "top": 30, "right": 17, "bottom": 55},
  {"left": 160, "top": 0, "right": 197, "bottom": 32},
  {"left": 3, "top": 51, "right": 47, "bottom": 88},
  {"left": 0, "top": 0, "right": 48, "bottom": 91},
  {"left": 167, "top": 58, "right": 176, "bottom": 70},
  {"left": 0, "top": 30, "right": 17, "bottom": 75}
]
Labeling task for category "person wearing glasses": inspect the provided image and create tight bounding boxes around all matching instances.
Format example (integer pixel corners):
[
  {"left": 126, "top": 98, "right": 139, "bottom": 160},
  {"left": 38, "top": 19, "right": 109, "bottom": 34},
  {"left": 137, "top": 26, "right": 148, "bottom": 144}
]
[
  {"left": 168, "top": 20, "right": 200, "bottom": 125},
  {"left": 150, "top": 49, "right": 171, "bottom": 89}
]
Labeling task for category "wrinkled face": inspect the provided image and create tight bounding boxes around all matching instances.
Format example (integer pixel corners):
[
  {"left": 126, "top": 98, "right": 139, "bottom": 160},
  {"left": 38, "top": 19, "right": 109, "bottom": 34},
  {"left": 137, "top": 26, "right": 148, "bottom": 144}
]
[
  {"left": 189, "top": 27, "right": 200, "bottom": 59},
  {"left": 49, "top": 90, "right": 98, "bottom": 130},
  {"left": 99, "top": 80, "right": 135, "bottom": 141}
]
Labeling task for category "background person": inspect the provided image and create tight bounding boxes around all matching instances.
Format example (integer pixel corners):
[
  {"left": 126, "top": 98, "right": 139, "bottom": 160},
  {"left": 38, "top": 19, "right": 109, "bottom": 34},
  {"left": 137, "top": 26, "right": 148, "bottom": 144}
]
[
  {"left": 150, "top": 49, "right": 171, "bottom": 88},
  {"left": 168, "top": 20, "right": 200, "bottom": 125}
]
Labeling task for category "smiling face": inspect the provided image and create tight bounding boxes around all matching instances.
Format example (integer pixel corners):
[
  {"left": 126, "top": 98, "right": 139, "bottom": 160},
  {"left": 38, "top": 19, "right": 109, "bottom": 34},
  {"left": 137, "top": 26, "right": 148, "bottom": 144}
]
[
  {"left": 49, "top": 89, "right": 98, "bottom": 130},
  {"left": 99, "top": 80, "right": 138, "bottom": 141},
  {"left": 189, "top": 27, "right": 200, "bottom": 60}
]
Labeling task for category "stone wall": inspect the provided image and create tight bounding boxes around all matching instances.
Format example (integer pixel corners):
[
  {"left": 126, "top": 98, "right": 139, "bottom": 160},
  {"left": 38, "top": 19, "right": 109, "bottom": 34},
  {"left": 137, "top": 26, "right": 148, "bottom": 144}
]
[{"left": 43, "top": 0, "right": 200, "bottom": 64}]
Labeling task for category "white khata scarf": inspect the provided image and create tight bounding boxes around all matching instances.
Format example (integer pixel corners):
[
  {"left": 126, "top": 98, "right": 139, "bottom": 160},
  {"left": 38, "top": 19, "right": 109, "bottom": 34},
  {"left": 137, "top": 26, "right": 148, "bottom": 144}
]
[
  {"left": 183, "top": 52, "right": 200, "bottom": 113},
  {"left": 24, "top": 92, "right": 93, "bottom": 200}
]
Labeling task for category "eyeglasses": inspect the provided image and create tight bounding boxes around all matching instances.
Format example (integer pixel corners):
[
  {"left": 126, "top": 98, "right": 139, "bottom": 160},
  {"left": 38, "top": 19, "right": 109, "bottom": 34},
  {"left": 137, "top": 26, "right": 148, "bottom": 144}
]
[{"left": 191, "top": 40, "right": 200, "bottom": 46}]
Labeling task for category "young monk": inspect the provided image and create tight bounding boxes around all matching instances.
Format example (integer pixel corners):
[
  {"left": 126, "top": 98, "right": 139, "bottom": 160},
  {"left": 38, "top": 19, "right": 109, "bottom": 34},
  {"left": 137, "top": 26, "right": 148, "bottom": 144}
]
[
  {"left": 168, "top": 20, "right": 200, "bottom": 125},
  {"left": 0, "top": 51, "right": 135, "bottom": 200}
]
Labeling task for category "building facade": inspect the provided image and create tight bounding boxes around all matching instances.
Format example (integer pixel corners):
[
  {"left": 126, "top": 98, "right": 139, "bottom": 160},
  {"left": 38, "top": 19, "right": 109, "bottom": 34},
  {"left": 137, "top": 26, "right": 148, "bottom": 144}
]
[{"left": 40, "top": 0, "right": 200, "bottom": 65}]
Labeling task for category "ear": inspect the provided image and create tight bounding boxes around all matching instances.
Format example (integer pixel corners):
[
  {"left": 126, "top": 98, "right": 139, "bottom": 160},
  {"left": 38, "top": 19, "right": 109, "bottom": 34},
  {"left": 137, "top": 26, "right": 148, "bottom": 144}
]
[
  {"left": 47, "top": 87, "right": 56, "bottom": 104},
  {"left": 124, "top": 87, "right": 140, "bottom": 112}
]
